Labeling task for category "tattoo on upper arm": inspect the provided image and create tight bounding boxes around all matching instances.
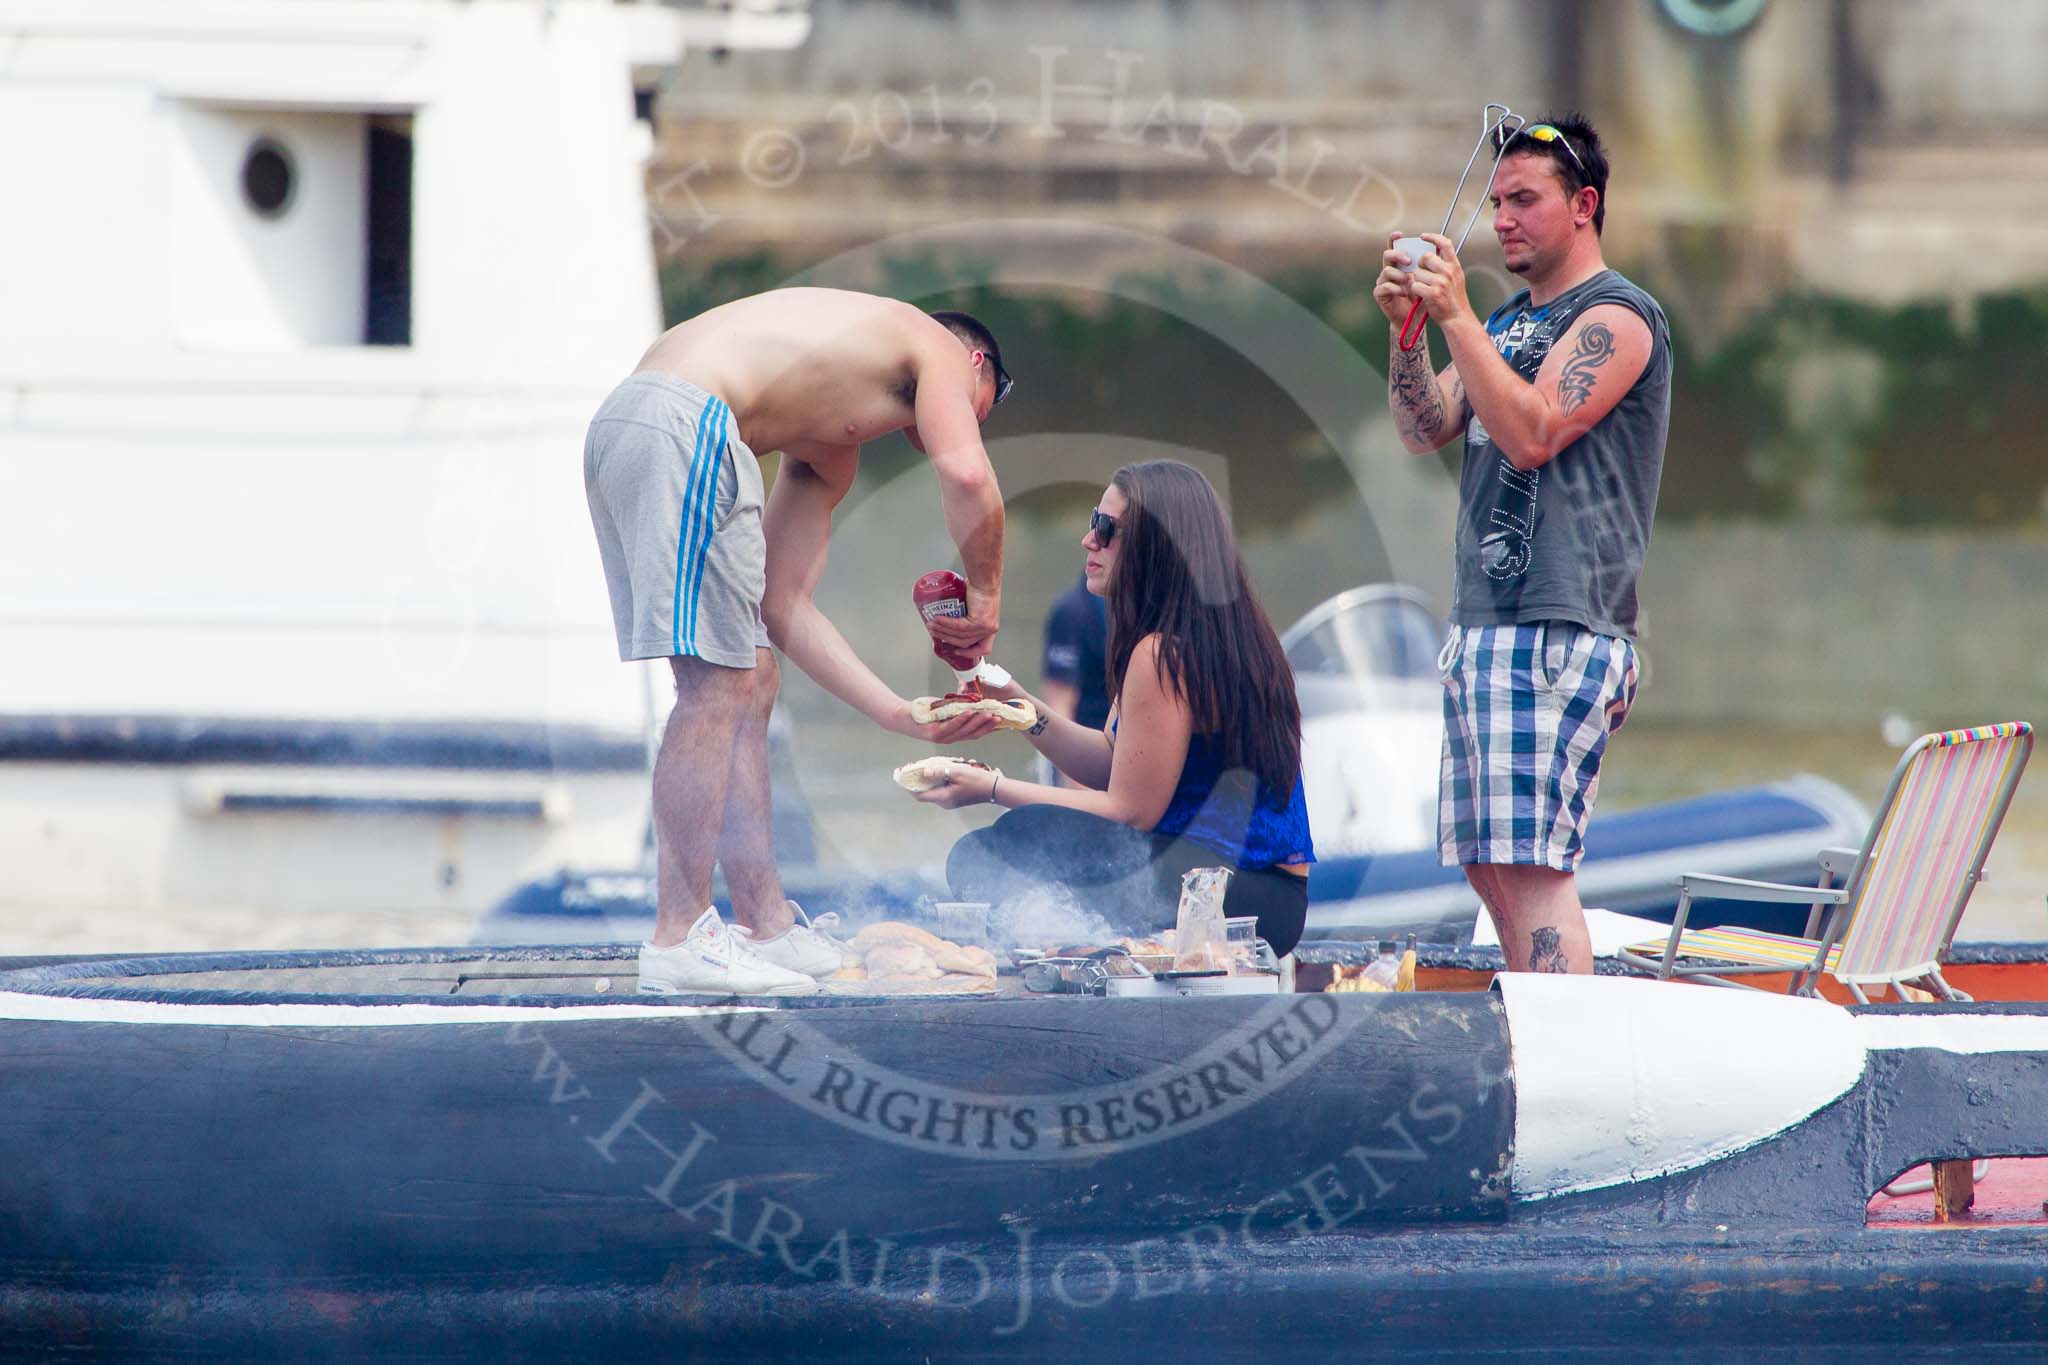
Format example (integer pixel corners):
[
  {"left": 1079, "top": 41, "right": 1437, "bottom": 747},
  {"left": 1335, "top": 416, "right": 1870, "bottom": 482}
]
[
  {"left": 1528, "top": 926, "right": 1570, "bottom": 973},
  {"left": 1389, "top": 342, "right": 1447, "bottom": 445},
  {"left": 1555, "top": 322, "right": 1615, "bottom": 417}
]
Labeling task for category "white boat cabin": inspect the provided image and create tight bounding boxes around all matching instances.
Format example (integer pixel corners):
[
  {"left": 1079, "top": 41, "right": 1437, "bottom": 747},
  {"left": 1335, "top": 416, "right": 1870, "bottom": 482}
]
[{"left": 0, "top": 0, "right": 808, "bottom": 919}]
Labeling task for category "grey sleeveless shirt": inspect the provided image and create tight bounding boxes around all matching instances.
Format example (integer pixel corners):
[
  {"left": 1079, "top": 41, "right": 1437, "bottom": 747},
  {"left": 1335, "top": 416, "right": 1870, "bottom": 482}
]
[{"left": 1452, "top": 269, "right": 1672, "bottom": 640}]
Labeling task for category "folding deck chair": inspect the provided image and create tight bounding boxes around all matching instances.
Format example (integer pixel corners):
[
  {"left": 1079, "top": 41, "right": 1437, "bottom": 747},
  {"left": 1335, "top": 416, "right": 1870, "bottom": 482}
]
[{"left": 1617, "top": 723, "right": 2033, "bottom": 1002}]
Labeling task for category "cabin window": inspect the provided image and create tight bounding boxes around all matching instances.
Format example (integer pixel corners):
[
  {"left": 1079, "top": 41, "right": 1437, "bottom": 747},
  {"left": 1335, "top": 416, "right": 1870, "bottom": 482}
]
[
  {"left": 172, "top": 105, "right": 414, "bottom": 350},
  {"left": 364, "top": 115, "right": 414, "bottom": 347},
  {"left": 240, "top": 137, "right": 296, "bottom": 219}
]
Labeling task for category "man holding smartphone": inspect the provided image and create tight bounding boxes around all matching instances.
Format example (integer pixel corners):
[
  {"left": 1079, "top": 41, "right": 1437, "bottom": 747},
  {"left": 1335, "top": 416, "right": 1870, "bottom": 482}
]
[{"left": 1373, "top": 114, "right": 1673, "bottom": 974}]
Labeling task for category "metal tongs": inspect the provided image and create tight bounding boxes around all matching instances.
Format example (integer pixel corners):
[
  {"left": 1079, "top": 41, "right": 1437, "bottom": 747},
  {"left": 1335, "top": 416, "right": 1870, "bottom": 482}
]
[{"left": 1398, "top": 102, "right": 1526, "bottom": 351}]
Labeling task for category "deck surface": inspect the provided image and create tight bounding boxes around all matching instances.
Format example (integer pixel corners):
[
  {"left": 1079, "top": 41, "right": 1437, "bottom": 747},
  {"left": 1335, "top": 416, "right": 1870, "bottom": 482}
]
[{"left": 1867, "top": 1156, "right": 2048, "bottom": 1226}]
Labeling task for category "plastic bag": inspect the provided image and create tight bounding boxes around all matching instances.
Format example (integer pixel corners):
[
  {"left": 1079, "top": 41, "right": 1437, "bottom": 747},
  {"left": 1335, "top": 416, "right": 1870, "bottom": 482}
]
[{"left": 1174, "top": 867, "right": 1233, "bottom": 971}]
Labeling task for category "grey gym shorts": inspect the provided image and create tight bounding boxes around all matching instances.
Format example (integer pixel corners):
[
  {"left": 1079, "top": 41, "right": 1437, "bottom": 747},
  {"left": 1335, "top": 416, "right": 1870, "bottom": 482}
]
[{"left": 583, "top": 373, "right": 769, "bottom": 668}]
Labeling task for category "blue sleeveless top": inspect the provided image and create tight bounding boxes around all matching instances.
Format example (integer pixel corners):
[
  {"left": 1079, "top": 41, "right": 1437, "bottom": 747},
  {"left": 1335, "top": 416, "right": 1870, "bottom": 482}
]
[{"left": 1118, "top": 722, "right": 1316, "bottom": 871}]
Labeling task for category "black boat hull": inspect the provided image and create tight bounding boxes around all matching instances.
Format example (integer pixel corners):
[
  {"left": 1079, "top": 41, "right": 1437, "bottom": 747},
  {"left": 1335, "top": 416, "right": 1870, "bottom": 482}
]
[{"left": 4, "top": 952, "right": 2046, "bottom": 1357}]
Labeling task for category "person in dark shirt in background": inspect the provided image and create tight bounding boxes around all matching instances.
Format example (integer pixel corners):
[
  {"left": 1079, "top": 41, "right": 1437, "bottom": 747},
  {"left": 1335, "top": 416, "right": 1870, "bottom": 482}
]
[{"left": 1040, "top": 571, "right": 1110, "bottom": 787}]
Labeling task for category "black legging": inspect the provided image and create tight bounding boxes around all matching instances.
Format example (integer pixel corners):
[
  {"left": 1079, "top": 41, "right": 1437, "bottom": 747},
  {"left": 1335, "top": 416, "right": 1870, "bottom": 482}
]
[{"left": 946, "top": 805, "right": 1308, "bottom": 957}]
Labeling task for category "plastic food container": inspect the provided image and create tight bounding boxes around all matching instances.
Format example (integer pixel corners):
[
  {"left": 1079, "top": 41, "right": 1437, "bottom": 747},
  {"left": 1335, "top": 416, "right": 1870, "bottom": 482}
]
[
  {"left": 1224, "top": 916, "right": 1262, "bottom": 974},
  {"left": 932, "top": 901, "right": 990, "bottom": 948}
]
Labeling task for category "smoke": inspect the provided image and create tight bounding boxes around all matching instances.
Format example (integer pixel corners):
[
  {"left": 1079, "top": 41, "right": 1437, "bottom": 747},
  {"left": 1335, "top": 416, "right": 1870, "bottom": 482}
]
[{"left": 989, "top": 884, "right": 1122, "bottom": 951}]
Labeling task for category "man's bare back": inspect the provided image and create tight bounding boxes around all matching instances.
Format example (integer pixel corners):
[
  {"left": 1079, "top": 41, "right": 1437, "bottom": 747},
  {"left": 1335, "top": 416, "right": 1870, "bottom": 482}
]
[
  {"left": 590, "top": 289, "right": 1012, "bottom": 985},
  {"left": 634, "top": 287, "right": 990, "bottom": 460},
  {"left": 616, "top": 286, "right": 1007, "bottom": 721}
]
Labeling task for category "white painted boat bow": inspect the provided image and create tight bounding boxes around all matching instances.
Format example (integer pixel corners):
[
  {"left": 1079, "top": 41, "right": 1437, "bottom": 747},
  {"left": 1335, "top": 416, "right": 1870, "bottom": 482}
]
[{"left": 1499, "top": 974, "right": 1866, "bottom": 1200}]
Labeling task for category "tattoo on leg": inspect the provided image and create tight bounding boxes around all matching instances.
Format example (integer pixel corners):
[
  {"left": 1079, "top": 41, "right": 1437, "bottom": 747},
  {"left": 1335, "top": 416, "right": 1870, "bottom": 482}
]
[
  {"left": 1529, "top": 926, "right": 1570, "bottom": 973},
  {"left": 1555, "top": 322, "right": 1614, "bottom": 417},
  {"left": 1389, "top": 338, "right": 1447, "bottom": 446}
]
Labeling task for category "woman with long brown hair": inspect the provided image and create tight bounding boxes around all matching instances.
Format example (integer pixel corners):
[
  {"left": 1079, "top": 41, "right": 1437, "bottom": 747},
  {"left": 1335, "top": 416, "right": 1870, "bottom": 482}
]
[{"left": 908, "top": 459, "right": 1314, "bottom": 955}]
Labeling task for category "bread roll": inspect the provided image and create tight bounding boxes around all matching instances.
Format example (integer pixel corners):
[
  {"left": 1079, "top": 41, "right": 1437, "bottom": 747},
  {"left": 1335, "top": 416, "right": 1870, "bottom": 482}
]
[
  {"left": 892, "top": 757, "right": 993, "bottom": 794},
  {"left": 910, "top": 694, "right": 1037, "bottom": 731},
  {"left": 862, "top": 942, "right": 942, "bottom": 979},
  {"left": 851, "top": 920, "right": 954, "bottom": 955},
  {"left": 933, "top": 944, "right": 997, "bottom": 978}
]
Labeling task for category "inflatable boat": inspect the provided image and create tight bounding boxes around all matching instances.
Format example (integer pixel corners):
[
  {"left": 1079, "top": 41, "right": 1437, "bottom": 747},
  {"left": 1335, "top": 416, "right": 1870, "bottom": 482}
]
[{"left": 476, "top": 774, "right": 1868, "bottom": 948}]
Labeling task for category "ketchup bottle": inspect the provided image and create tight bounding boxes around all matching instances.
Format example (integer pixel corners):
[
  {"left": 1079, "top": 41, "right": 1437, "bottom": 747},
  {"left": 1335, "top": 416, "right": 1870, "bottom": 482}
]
[
  {"left": 912, "top": 570, "right": 982, "bottom": 697},
  {"left": 911, "top": 571, "right": 1013, "bottom": 703}
]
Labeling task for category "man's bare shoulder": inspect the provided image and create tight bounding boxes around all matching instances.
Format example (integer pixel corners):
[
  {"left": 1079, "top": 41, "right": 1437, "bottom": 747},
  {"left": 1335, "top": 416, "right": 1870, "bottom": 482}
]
[
  {"left": 630, "top": 289, "right": 959, "bottom": 453},
  {"left": 707, "top": 286, "right": 909, "bottom": 326},
  {"left": 642, "top": 288, "right": 933, "bottom": 374}
]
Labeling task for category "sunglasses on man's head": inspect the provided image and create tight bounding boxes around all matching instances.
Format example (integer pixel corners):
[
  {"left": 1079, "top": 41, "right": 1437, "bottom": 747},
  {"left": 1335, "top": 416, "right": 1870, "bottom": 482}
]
[
  {"left": 1087, "top": 509, "right": 1118, "bottom": 545},
  {"left": 1503, "top": 122, "right": 1589, "bottom": 181}
]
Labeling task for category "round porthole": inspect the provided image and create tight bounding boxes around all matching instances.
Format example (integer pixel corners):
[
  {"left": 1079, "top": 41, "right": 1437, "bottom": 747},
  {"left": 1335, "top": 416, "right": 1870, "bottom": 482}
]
[
  {"left": 240, "top": 137, "right": 296, "bottom": 219},
  {"left": 1657, "top": 0, "right": 1770, "bottom": 38}
]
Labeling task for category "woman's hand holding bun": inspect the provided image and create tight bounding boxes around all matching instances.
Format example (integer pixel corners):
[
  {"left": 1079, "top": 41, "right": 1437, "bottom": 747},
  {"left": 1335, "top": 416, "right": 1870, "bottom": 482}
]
[{"left": 893, "top": 756, "right": 1002, "bottom": 808}]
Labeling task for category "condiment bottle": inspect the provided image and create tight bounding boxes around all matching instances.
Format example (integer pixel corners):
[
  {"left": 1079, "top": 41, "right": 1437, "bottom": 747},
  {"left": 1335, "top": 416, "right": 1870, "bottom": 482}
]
[{"left": 912, "top": 569, "right": 1008, "bottom": 697}]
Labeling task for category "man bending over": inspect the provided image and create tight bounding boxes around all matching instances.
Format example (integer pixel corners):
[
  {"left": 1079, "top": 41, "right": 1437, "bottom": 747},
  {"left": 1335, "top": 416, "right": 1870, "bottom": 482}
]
[{"left": 583, "top": 288, "right": 1010, "bottom": 994}]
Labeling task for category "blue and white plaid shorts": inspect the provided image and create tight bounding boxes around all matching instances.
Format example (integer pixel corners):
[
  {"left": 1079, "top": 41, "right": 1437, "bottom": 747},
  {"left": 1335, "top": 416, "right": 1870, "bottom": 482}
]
[{"left": 1437, "top": 621, "right": 1640, "bottom": 872}]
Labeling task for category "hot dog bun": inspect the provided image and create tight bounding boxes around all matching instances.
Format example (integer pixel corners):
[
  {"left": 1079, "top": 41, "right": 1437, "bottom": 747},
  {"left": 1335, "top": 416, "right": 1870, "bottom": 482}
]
[
  {"left": 910, "top": 694, "right": 1038, "bottom": 731},
  {"left": 891, "top": 756, "right": 994, "bottom": 793},
  {"left": 862, "top": 943, "right": 943, "bottom": 980}
]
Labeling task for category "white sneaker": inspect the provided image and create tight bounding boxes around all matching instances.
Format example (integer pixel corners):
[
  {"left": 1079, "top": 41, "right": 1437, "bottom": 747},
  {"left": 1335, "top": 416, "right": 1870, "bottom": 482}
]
[
  {"left": 638, "top": 907, "right": 819, "bottom": 996},
  {"left": 737, "top": 902, "right": 845, "bottom": 980}
]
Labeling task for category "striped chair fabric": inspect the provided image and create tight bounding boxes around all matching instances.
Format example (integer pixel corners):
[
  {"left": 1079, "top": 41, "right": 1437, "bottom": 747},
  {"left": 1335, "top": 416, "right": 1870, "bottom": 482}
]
[
  {"left": 1625, "top": 721, "right": 2032, "bottom": 997},
  {"left": 1832, "top": 723, "right": 2032, "bottom": 983},
  {"left": 1631, "top": 924, "right": 1844, "bottom": 973}
]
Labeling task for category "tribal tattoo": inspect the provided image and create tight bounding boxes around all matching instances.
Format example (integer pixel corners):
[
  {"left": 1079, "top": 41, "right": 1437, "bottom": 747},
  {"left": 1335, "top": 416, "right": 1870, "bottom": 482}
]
[
  {"left": 1389, "top": 339, "right": 1450, "bottom": 447},
  {"left": 1555, "top": 322, "right": 1614, "bottom": 417},
  {"left": 1529, "top": 926, "right": 1571, "bottom": 974}
]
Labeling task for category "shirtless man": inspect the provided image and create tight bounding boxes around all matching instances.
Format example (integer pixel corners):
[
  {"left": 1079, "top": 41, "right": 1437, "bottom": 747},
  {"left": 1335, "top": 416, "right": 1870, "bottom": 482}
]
[{"left": 583, "top": 288, "right": 1009, "bottom": 995}]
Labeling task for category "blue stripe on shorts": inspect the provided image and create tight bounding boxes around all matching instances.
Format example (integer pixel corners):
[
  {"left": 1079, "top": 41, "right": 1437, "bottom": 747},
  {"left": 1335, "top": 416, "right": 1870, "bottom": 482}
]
[
  {"left": 672, "top": 397, "right": 727, "bottom": 658},
  {"left": 684, "top": 398, "right": 729, "bottom": 653}
]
